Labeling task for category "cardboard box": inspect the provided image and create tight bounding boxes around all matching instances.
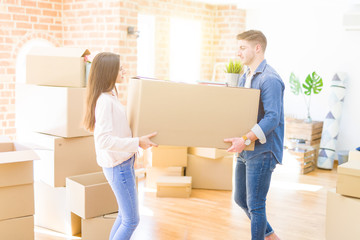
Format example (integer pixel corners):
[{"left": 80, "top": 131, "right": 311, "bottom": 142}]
[
  {"left": 26, "top": 46, "right": 90, "bottom": 87},
  {"left": 20, "top": 132, "right": 100, "bottom": 188},
  {"left": 337, "top": 160, "right": 360, "bottom": 198},
  {"left": 0, "top": 183, "right": 34, "bottom": 221},
  {"left": 145, "top": 146, "right": 187, "bottom": 167},
  {"left": 146, "top": 166, "right": 184, "bottom": 189},
  {"left": 66, "top": 172, "right": 118, "bottom": 219},
  {"left": 156, "top": 176, "right": 192, "bottom": 198},
  {"left": 349, "top": 150, "right": 360, "bottom": 162},
  {"left": 0, "top": 215, "right": 34, "bottom": 240},
  {"left": 326, "top": 189, "right": 360, "bottom": 240},
  {"left": 186, "top": 154, "right": 233, "bottom": 190},
  {"left": 34, "top": 181, "right": 81, "bottom": 236},
  {"left": 81, "top": 213, "right": 117, "bottom": 240},
  {"left": 18, "top": 85, "right": 91, "bottom": 138},
  {"left": 188, "top": 147, "right": 232, "bottom": 159},
  {"left": 127, "top": 78, "right": 259, "bottom": 149},
  {"left": 0, "top": 142, "right": 38, "bottom": 188}
]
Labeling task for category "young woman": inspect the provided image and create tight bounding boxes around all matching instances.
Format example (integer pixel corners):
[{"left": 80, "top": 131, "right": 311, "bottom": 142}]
[{"left": 84, "top": 52, "right": 157, "bottom": 240}]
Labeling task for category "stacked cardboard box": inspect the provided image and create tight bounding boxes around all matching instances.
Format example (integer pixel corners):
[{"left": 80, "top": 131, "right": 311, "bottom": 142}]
[
  {"left": 187, "top": 148, "right": 234, "bottom": 190},
  {"left": 326, "top": 150, "right": 360, "bottom": 239},
  {"left": 285, "top": 117, "right": 323, "bottom": 163},
  {"left": 0, "top": 141, "right": 39, "bottom": 240},
  {"left": 19, "top": 47, "right": 110, "bottom": 237}
]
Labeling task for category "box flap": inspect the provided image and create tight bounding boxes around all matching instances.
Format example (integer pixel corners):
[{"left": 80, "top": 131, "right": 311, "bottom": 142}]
[
  {"left": 157, "top": 176, "right": 192, "bottom": 186},
  {"left": 0, "top": 142, "right": 39, "bottom": 164},
  {"left": 28, "top": 47, "right": 90, "bottom": 58},
  {"left": 338, "top": 161, "right": 360, "bottom": 177},
  {"left": 349, "top": 151, "right": 360, "bottom": 162}
]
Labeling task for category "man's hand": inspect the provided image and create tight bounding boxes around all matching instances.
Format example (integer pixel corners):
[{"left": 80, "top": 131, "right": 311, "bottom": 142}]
[{"left": 224, "top": 137, "right": 246, "bottom": 153}]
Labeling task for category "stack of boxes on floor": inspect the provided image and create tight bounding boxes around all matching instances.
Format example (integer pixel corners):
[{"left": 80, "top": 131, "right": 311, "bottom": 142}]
[
  {"left": 326, "top": 151, "right": 360, "bottom": 239},
  {"left": 0, "top": 140, "right": 38, "bottom": 240},
  {"left": 18, "top": 47, "right": 118, "bottom": 239},
  {"left": 144, "top": 146, "right": 234, "bottom": 198},
  {"left": 285, "top": 118, "right": 324, "bottom": 174}
]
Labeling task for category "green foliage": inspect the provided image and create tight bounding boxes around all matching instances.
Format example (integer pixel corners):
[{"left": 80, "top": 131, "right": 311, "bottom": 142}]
[
  {"left": 302, "top": 72, "right": 323, "bottom": 95},
  {"left": 289, "top": 72, "right": 301, "bottom": 96},
  {"left": 224, "top": 59, "right": 243, "bottom": 74}
]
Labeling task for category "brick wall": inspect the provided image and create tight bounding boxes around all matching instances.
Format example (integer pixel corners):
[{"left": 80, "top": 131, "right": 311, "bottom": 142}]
[{"left": 0, "top": 0, "right": 245, "bottom": 140}]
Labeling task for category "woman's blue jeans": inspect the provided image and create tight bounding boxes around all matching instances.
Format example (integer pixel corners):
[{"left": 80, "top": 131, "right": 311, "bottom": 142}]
[
  {"left": 234, "top": 151, "right": 277, "bottom": 240},
  {"left": 103, "top": 156, "right": 139, "bottom": 240}
]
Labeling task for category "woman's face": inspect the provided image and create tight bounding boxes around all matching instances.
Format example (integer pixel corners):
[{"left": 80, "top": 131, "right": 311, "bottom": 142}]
[{"left": 115, "top": 62, "right": 126, "bottom": 83}]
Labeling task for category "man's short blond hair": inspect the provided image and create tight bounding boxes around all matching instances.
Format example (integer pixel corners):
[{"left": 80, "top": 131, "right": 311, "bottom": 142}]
[{"left": 237, "top": 30, "right": 267, "bottom": 52}]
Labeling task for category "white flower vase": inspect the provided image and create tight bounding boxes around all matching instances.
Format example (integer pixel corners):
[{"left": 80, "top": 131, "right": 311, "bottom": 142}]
[
  {"left": 225, "top": 73, "right": 240, "bottom": 87},
  {"left": 85, "top": 62, "right": 92, "bottom": 86}
]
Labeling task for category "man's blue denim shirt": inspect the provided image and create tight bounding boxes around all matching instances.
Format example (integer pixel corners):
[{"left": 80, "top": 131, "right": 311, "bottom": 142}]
[{"left": 238, "top": 59, "right": 285, "bottom": 164}]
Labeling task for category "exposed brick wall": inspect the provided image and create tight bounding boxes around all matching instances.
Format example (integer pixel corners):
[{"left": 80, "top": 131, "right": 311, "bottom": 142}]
[
  {"left": 0, "top": 0, "right": 246, "bottom": 140},
  {"left": 0, "top": 0, "right": 63, "bottom": 139}
]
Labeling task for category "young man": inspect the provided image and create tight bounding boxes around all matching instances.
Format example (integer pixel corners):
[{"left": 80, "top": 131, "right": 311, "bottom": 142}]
[{"left": 224, "top": 30, "right": 284, "bottom": 240}]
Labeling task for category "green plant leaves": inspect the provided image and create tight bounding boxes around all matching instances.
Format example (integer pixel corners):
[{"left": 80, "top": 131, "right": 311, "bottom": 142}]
[
  {"left": 302, "top": 71, "right": 323, "bottom": 95},
  {"left": 289, "top": 72, "right": 301, "bottom": 95},
  {"left": 224, "top": 59, "right": 243, "bottom": 74}
]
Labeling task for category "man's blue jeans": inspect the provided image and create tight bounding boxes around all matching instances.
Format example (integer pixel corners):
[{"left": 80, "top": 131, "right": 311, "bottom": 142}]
[
  {"left": 234, "top": 151, "right": 277, "bottom": 240},
  {"left": 103, "top": 156, "right": 139, "bottom": 240}
]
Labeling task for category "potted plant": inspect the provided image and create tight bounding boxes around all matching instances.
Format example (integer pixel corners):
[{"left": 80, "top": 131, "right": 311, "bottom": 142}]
[
  {"left": 224, "top": 59, "right": 244, "bottom": 87},
  {"left": 289, "top": 71, "right": 323, "bottom": 123}
]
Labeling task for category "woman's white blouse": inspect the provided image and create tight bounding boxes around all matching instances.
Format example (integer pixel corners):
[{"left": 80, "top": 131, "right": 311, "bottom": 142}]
[{"left": 94, "top": 93, "right": 139, "bottom": 168}]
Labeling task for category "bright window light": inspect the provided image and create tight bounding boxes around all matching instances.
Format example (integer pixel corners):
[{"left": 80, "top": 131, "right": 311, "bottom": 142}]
[{"left": 170, "top": 18, "right": 201, "bottom": 83}]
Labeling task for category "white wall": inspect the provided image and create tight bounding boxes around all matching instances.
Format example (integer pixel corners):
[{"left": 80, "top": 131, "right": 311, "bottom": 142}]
[{"left": 245, "top": 0, "right": 360, "bottom": 151}]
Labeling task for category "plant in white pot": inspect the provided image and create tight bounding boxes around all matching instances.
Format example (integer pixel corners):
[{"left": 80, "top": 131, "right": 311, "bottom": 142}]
[{"left": 224, "top": 59, "right": 244, "bottom": 87}]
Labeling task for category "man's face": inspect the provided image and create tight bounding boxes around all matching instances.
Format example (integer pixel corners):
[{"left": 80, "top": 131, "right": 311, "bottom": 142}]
[{"left": 237, "top": 40, "right": 256, "bottom": 66}]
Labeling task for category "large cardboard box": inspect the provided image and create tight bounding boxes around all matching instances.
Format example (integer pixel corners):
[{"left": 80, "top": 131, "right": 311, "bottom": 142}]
[
  {"left": 349, "top": 150, "right": 360, "bottom": 161},
  {"left": 156, "top": 176, "right": 192, "bottom": 198},
  {"left": 81, "top": 213, "right": 117, "bottom": 240},
  {"left": 0, "top": 183, "right": 34, "bottom": 221},
  {"left": 186, "top": 154, "right": 233, "bottom": 190},
  {"left": 127, "top": 78, "right": 259, "bottom": 149},
  {"left": 146, "top": 166, "right": 184, "bottom": 189},
  {"left": 0, "top": 141, "right": 38, "bottom": 187},
  {"left": 337, "top": 160, "right": 360, "bottom": 198},
  {"left": 18, "top": 85, "right": 91, "bottom": 138},
  {"left": 66, "top": 172, "right": 118, "bottom": 219},
  {"left": 0, "top": 215, "right": 34, "bottom": 240},
  {"left": 145, "top": 145, "right": 187, "bottom": 167},
  {"left": 20, "top": 132, "right": 100, "bottom": 187},
  {"left": 326, "top": 189, "right": 360, "bottom": 240},
  {"left": 188, "top": 147, "right": 232, "bottom": 159},
  {"left": 34, "top": 181, "right": 81, "bottom": 236},
  {"left": 26, "top": 47, "right": 90, "bottom": 87}
]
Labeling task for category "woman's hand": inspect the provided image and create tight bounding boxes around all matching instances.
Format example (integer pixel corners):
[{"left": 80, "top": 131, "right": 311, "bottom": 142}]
[{"left": 139, "top": 132, "right": 158, "bottom": 149}]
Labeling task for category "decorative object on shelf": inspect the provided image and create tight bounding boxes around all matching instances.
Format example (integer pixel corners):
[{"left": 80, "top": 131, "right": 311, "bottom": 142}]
[
  {"left": 317, "top": 73, "right": 348, "bottom": 169},
  {"left": 289, "top": 71, "right": 323, "bottom": 123},
  {"left": 224, "top": 59, "right": 243, "bottom": 87}
]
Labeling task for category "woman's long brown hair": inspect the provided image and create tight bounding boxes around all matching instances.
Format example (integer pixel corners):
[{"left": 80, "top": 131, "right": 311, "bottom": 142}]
[{"left": 83, "top": 52, "right": 120, "bottom": 132}]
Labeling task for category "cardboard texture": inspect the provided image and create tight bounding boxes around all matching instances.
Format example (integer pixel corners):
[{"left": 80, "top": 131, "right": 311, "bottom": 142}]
[
  {"left": 146, "top": 166, "right": 184, "bottom": 189},
  {"left": 145, "top": 146, "right": 188, "bottom": 167},
  {"left": 34, "top": 181, "right": 81, "bottom": 236},
  {"left": 326, "top": 189, "right": 360, "bottom": 240},
  {"left": 336, "top": 160, "right": 360, "bottom": 198},
  {"left": 26, "top": 46, "right": 90, "bottom": 87},
  {"left": 349, "top": 150, "right": 360, "bottom": 162},
  {"left": 81, "top": 213, "right": 117, "bottom": 240},
  {"left": 66, "top": 172, "right": 118, "bottom": 219},
  {"left": 0, "top": 183, "right": 34, "bottom": 221},
  {"left": 188, "top": 147, "right": 232, "bottom": 159},
  {"left": 0, "top": 215, "right": 34, "bottom": 240},
  {"left": 20, "top": 132, "right": 100, "bottom": 188},
  {"left": 127, "top": 78, "right": 259, "bottom": 149},
  {"left": 18, "top": 85, "right": 91, "bottom": 138},
  {"left": 0, "top": 142, "right": 38, "bottom": 188},
  {"left": 156, "top": 176, "right": 192, "bottom": 198},
  {"left": 186, "top": 154, "right": 233, "bottom": 190}
]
